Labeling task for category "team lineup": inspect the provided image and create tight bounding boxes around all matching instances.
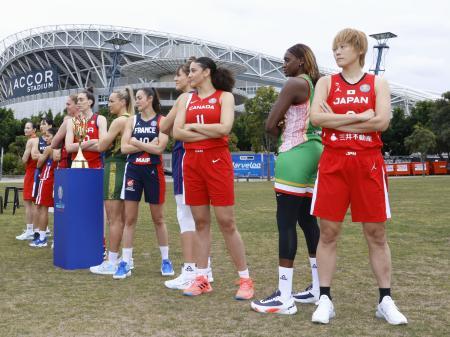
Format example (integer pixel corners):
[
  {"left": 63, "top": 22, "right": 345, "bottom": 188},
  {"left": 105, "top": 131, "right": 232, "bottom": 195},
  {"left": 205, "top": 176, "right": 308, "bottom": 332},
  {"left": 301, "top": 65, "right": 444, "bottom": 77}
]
[{"left": 15, "top": 28, "right": 407, "bottom": 325}]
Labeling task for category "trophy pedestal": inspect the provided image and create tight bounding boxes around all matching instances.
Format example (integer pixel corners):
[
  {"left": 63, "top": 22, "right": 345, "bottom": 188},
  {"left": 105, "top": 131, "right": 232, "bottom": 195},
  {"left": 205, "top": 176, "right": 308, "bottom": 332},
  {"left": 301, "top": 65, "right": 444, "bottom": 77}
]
[{"left": 53, "top": 169, "right": 104, "bottom": 270}]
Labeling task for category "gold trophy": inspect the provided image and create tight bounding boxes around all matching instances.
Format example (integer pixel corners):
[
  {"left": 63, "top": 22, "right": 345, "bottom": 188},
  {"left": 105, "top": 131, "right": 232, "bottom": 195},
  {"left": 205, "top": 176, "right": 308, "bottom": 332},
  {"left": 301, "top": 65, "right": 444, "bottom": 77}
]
[{"left": 71, "top": 116, "right": 89, "bottom": 168}]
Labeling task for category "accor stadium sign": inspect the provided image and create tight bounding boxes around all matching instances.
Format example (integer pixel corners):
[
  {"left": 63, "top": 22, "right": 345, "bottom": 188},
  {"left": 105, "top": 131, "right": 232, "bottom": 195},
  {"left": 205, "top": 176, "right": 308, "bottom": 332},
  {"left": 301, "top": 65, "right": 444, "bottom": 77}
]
[{"left": 3, "top": 68, "right": 59, "bottom": 99}]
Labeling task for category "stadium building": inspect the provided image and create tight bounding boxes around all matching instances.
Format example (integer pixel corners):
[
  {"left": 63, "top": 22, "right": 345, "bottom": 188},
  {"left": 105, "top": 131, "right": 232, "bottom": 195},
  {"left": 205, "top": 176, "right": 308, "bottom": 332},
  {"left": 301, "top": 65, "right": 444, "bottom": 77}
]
[{"left": 0, "top": 24, "right": 441, "bottom": 119}]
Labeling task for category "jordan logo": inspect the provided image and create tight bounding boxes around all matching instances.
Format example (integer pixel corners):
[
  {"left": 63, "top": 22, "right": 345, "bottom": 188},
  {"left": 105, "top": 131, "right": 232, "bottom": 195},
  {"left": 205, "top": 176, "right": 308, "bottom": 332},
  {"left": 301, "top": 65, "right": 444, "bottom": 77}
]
[
  {"left": 280, "top": 275, "right": 288, "bottom": 281},
  {"left": 371, "top": 163, "right": 377, "bottom": 171}
]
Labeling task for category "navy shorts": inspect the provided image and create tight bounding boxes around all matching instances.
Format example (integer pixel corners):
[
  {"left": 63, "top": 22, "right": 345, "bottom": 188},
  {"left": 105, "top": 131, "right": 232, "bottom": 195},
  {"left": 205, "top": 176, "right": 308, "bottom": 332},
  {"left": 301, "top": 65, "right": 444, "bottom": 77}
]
[
  {"left": 32, "top": 168, "right": 41, "bottom": 199},
  {"left": 172, "top": 147, "right": 184, "bottom": 195},
  {"left": 120, "top": 163, "right": 165, "bottom": 204}
]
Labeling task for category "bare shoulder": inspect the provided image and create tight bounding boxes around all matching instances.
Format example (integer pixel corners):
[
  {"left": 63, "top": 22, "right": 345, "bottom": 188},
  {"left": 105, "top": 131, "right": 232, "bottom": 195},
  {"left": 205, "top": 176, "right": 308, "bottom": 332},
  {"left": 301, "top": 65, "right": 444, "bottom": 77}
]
[{"left": 220, "top": 91, "right": 234, "bottom": 102}]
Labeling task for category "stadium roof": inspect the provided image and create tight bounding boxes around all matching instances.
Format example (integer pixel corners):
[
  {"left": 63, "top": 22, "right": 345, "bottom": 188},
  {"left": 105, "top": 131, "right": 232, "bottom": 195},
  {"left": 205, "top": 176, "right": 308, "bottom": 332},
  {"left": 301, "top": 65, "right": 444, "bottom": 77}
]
[{"left": 0, "top": 24, "right": 441, "bottom": 112}]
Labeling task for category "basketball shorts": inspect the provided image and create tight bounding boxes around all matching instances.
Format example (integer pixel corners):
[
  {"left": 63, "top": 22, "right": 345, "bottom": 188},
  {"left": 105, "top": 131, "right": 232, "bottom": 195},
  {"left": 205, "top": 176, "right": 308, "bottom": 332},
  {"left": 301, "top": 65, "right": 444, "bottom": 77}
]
[
  {"left": 35, "top": 178, "right": 54, "bottom": 207},
  {"left": 183, "top": 147, "right": 234, "bottom": 206},
  {"left": 311, "top": 148, "right": 391, "bottom": 222},
  {"left": 274, "top": 140, "right": 323, "bottom": 197},
  {"left": 120, "top": 163, "right": 165, "bottom": 204},
  {"left": 23, "top": 168, "right": 35, "bottom": 201},
  {"left": 104, "top": 160, "right": 126, "bottom": 200}
]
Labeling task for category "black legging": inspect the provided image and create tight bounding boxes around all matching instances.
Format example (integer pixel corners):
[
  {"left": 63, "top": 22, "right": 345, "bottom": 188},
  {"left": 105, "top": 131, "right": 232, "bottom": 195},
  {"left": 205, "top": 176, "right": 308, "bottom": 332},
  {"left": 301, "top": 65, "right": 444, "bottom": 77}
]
[{"left": 276, "top": 192, "right": 320, "bottom": 260}]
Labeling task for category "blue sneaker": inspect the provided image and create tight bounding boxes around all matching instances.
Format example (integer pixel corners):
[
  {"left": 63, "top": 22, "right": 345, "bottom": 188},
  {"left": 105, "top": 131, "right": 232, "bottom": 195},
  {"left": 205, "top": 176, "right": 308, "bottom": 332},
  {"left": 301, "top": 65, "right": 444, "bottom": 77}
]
[
  {"left": 29, "top": 237, "right": 48, "bottom": 247},
  {"left": 161, "top": 259, "right": 174, "bottom": 276},
  {"left": 113, "top": 261, "right": 131, "bottom": 279}
]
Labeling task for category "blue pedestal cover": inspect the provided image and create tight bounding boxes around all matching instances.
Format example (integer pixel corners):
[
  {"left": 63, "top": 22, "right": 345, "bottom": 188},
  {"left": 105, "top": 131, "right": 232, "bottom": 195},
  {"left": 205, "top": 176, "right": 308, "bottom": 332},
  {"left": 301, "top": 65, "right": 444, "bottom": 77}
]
[{"left": 53, "top": 169, "right": 104, "bottom": 270}]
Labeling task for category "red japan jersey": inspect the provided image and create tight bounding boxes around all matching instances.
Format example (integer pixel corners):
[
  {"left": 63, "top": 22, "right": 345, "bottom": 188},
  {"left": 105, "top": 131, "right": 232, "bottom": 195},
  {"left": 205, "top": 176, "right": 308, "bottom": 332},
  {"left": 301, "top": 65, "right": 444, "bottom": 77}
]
[
  {"left": 184, "top": 90, "right": 228, "bottom": 150},
  {"left": 71, "top": 113, "right": 101, "bottom": 164},
  {"left": 323, "top": 73, "right": 383, "bottom": 150}
]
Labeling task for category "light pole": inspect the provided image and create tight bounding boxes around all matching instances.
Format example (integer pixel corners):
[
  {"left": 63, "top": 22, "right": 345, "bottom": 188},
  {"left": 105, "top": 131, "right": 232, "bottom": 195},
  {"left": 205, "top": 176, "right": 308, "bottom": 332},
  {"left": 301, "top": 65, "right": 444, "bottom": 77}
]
[
  {"left": 369, "top": 32, "right": 397, "bottom": 75},
  {"left": 105, "top": 36, "right": 132, "bottom": 94}
]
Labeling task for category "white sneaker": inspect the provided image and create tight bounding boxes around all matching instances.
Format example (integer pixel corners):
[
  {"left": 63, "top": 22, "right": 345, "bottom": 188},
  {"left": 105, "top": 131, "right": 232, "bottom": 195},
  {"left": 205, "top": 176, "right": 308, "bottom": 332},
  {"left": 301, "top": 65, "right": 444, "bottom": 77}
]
[
  {"left": 90, "top": 260, "right": 117, "bottom": 275},
  {"left": 164, "top": 273, "right": 195, "bottom": 290},
  {"left": 16, "top": 230, "right": 34, "bottom": 240},
  {"left": 251, "top": 290, "right": 297, "bottom": 315},
  {"left": 293, "top": 284, "right": 319, "bottom": 304},
  {"left": 312, "top": 295, "right": 335, "bottom": 324},
  {"left": 376, "top": 296, "right": 408, "bottom": 325}
]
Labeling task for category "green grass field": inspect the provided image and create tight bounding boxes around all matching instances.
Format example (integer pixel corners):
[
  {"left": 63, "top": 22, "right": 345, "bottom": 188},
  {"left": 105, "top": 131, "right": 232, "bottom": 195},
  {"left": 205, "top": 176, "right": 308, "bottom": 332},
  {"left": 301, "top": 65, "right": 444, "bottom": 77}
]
[{"left": 0, "top": 177, "right": 449, "bottom": 337}]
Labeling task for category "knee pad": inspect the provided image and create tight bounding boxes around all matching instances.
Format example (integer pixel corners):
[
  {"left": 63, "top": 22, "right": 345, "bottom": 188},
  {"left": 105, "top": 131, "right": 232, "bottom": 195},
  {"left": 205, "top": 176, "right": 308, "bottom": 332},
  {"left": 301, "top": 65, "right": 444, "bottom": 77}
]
[{"left": 175, "top": 194, "right": 196, "bottom": 233}]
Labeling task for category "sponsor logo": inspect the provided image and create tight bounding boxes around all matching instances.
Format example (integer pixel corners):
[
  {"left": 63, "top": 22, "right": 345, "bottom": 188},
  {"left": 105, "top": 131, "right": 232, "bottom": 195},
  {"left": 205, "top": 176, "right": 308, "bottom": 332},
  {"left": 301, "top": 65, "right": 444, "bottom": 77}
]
[
  {"left": 334, "top": 82, "right": 341, "bottom": 93},
  {"left": 233, "top": 162, "right": 262, "bottom": 169},
  {"left": 312, "top": 264, "right": 317, "bottom": 268},
  {"left": 371, "top": 163, "right": 377, "bottom": 171},
  {"left": 57, "top": 186, "right": 63, "bottom": 199},
  {"left": 360, "top": 84, "right": 371, "bottom": 92},
  {"left": 330, "top": 133, "right": 337, "bottom": 142},
  {"left": 346, "top": 151, "right": 357, "bottom": 156},
  {"left": 212, "top": 158, "right": 220, "bottom": 163},
  {"left": 280, "top": 275, "right": 288, "bottom": 281},
  {"left": 208, "top": 98, "right": 217, "bottom": 104},
  {"left": 347, "top": 89, "right": 355, "bottom": 95},
  {"left": 151, "top": 120, "right": 157, "bottom": 127},
  {"left": 346, "top": 110, "right": 356, "bottom": 115},
  {"left": 125, "top": 179, "right": 135, "bottom": 192},
  {"left": 185, "top": 266, "right": 194, "bottom": 272},
  {"left": 135, "top": 157, "right": 151, "bottom": 163},
  {"left": 333, "top": 96, "right": 369, "bottom": 105}
]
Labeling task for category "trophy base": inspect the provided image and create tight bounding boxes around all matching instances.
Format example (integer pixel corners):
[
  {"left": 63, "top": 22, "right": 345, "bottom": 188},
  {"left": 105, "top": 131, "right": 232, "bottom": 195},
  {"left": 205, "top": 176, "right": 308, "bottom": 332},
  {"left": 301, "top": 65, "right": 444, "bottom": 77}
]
[
  {"left": 71, "top": 160, "right": 89, "bottom": 168},
  {"left": 71, "top": 146, "right": 89, "bottom": 168}
]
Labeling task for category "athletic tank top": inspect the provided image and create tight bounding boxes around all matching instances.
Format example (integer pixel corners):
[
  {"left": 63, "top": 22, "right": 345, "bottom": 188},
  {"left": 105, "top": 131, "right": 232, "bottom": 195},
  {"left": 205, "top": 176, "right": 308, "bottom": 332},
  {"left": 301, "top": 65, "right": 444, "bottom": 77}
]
[
  {"left": 127, "top": 113, "right": 162, "bottom": 165},
  {"left": 279, "top": 74, "right": 321, "bottom": 153},
  {"left": 105, "top": 113, "right": 130, "bottom": 163},
  {"left": 38, "top": 136, "right": 47, "bottom": 154},
  {"left": 71, "top": 113, "right": 101, "bottom": 163},
  {"left": 324, "top": 73, "right": 382, "bottom": 150},
  {"left": 25, "top": 136, "right": 38, "bottom": 171},
  {"left": 184, "top": 90, "right": 228, "bottom": 150},
  {"left": 39, "top": 158, "right": 57, "bottom": 180}
]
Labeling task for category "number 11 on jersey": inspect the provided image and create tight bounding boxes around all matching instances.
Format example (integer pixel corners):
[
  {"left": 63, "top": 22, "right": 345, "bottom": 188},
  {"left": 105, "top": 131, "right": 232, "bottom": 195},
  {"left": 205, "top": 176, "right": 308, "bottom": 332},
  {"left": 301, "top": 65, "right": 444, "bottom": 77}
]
[{"left": 196, "top": 114, "right": 205, "bottom": 124}]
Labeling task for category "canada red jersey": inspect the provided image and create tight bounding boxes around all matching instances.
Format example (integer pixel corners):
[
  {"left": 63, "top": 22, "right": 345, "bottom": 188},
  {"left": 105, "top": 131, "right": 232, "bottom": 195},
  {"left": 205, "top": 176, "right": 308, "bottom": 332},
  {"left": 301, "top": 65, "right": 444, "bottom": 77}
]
[
  {"left": 184, "top": 90, "right": 228, "bottom": 150},
  {"left": 71, "top": 113, "right": 101, "bottom": 165},
  {"left": 323, "top": 73, "right": 383, "bottom": 150}
]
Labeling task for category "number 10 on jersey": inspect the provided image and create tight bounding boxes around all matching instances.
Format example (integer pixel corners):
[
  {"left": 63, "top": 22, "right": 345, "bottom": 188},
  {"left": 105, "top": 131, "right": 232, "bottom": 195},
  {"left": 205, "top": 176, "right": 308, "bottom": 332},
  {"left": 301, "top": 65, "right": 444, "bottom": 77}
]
[{"left": 196, "top": 114, "right": 205, "bottom": 124}]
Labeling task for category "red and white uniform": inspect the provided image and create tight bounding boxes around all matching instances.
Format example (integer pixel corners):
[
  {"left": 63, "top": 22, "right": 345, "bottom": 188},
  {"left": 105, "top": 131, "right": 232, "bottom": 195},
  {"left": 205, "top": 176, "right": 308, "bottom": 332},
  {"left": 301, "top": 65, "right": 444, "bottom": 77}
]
[
  {"left": 71, "top": 113, "right": 102, "bottom": 168},
  {"left": 23, "top": 145, "right": 37, "bottom": 201},
  {"left": 183, "top": 90, "right": 234, "bottom": 206},
  {"left": 311, "top": 73, "right": 391, "bottom": 222},
  {"left": 35, "top": 159, "right": 57, "bottom": 207}
]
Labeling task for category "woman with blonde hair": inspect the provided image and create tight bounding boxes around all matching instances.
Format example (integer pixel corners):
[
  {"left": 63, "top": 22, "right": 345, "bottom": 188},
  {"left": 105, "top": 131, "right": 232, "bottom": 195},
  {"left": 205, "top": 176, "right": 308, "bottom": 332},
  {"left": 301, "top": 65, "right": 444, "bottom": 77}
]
[{"left": 90, "top": 87, "right": 135, "bottom": 275}]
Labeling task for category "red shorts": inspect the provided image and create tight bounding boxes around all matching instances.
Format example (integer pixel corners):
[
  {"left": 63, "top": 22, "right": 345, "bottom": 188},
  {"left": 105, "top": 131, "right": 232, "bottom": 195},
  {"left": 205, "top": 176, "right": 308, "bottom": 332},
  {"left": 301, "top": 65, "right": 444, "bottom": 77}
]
[
  {"left": 311, "top": 148, "right": 390, "bottom": 222},
  {"left": 183, "top": 147, "right": 234, "bottom": 206},
  {"left": 23, "top": 168, "right": 35, "bottom": 201},
  {"left": 35, "top": 178, "right": 54, "bottom": 207}
]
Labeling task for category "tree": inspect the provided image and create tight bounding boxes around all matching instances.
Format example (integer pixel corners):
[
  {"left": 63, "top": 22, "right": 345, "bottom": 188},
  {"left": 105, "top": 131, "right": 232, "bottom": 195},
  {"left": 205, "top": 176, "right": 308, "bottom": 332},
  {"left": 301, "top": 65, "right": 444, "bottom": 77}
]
[
  {"left": 382, "top": 106, "right": 414, "bottom": 155},
  {"left": 404, "top": 124, "right": 437, "bottom": 176},
  {"left": 233, "top": 86, "right": 278, "bottom": 152},
  {"left": 429, "top": 92, "right": 450, "bottom": 156},
  {"left": 0, "top": 107, "right": 22, "bottom": 151}
]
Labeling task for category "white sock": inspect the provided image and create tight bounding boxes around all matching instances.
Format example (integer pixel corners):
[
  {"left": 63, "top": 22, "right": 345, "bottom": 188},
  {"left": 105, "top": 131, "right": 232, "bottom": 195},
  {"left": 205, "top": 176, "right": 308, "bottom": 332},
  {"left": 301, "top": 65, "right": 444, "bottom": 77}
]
[
  {"left": 34, "top": 228, "right": 39, "bottom": 233},
  {"left": 39, "top": 231, "right": 46, "bottom": 241},
  {"left": 160, "top": 246, "right": 169, "bottom": 260},
  {"left": 183, "top": 263, "right": 196, "bottom": 279},
  {"left": 108, "top": 251, "right": 119, "bottom": 264},
  {"left": 208, "top": 256, "right": 212, "bottom": 269},
  {"left": 309, "top": 257, "right": 319, "bottom": 292},
  {"left": 278, "top": 266, "right": 293, "bottom": 300},
  {"left": 122, "top": 248, "right": 133, "bottom": 264},
  {"left": 238, "top": 269, "right": 250, "bottom": 279},
  {"left": 198, "top": 268, "right": 208, "bottom": 277},
  {"left": 26, "top": 224, "right": 34, "bottom": 232}
]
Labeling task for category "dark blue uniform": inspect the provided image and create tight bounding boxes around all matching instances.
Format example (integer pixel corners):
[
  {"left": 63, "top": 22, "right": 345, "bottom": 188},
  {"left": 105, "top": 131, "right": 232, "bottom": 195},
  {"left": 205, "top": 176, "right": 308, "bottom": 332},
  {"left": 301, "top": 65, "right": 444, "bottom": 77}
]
[
  {"left": 32, "top": 136, "right": 47, "bottom": 199},
  {"left": 121, "top": 114, "right": 165, "bottom": 204}
]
